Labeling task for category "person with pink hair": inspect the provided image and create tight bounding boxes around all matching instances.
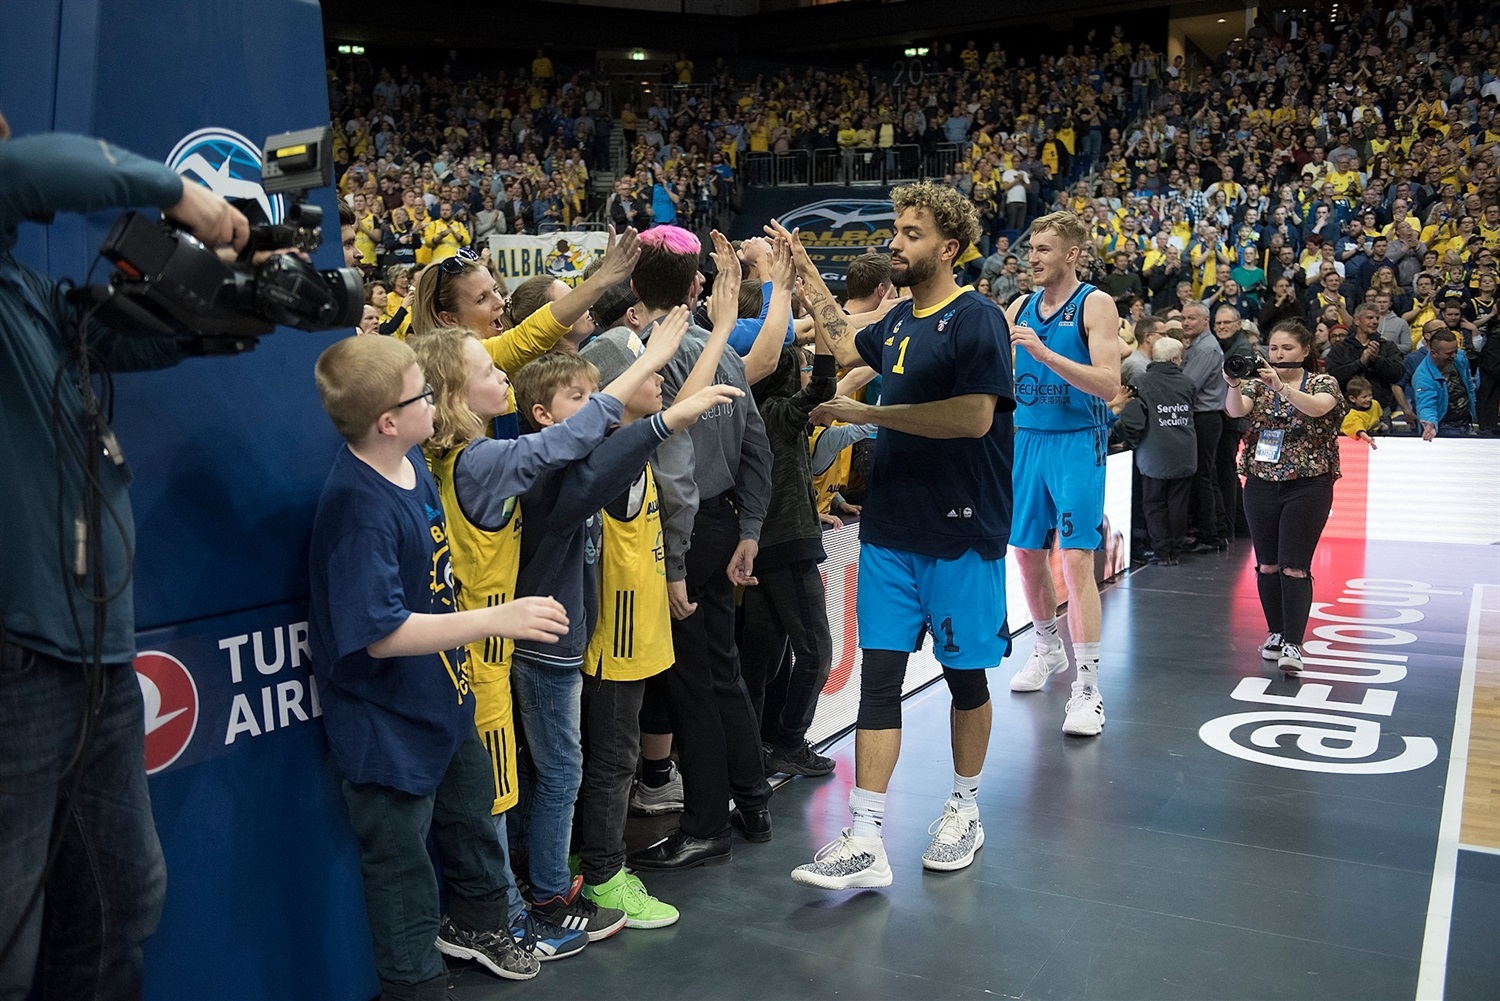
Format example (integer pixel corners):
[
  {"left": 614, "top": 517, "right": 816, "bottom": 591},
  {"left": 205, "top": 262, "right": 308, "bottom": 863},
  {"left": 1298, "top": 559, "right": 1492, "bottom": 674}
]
[{"left": 623, "top": 226, "right": 778, "bottom": 870}]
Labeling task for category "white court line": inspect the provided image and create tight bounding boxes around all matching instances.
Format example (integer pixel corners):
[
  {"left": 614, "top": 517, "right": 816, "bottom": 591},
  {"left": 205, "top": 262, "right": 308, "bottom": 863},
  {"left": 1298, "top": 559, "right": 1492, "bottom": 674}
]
[
  {"left": 1456, "top": 843, "right": 1500, "bottom": 858},
  {"left": 1415, "top": 583, "right": 1486, "bottom": 1001}
]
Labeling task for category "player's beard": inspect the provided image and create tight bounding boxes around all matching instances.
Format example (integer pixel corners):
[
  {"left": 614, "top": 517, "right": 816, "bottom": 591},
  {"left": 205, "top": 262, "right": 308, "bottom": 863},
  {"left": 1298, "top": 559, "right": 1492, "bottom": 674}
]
[{"left": 891, "top": 246, "right": 942, "bottom": 288}]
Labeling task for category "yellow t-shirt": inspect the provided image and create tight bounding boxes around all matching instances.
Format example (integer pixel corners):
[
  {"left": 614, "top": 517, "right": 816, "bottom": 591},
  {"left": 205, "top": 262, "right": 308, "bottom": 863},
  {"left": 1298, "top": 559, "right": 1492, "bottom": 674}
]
[
  {"left": 1341, "top": 400, "right": 1383, "bottom": 438},
  {"left": 423, "top": 218, "right": 471, "bottom": 263}
]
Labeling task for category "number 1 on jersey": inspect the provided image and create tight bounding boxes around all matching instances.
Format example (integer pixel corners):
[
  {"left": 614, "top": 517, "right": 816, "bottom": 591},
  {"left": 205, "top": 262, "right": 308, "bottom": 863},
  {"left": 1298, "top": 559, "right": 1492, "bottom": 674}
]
[{"left": 891, "top": 336, "right": 910, "bottom": 374}]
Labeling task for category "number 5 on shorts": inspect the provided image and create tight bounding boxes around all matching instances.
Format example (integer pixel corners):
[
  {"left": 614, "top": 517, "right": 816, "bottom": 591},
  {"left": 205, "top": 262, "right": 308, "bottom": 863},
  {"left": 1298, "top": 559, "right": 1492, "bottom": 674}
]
[{"left": 1060, "top": 511, "right": 1074, "bottom": 538}]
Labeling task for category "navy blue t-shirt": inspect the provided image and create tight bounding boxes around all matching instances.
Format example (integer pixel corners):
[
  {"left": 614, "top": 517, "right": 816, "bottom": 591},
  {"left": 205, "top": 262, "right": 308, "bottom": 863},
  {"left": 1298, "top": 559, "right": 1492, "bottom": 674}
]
[
  {"left": 309, "top": 444, "right": 471, "bottom": 796},
  {"left": 854, "top": 287, "right": 1016, "bottom": 560}
]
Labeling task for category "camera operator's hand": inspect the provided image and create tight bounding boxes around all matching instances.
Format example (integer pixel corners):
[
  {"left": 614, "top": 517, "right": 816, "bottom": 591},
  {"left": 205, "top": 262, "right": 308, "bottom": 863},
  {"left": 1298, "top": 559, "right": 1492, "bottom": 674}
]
[
  {"left": 166, "top": 180, "right": 249, "bottom": 252},
  {"left": 1257, "top": 356, "right": 1284, "bottom": 392}
]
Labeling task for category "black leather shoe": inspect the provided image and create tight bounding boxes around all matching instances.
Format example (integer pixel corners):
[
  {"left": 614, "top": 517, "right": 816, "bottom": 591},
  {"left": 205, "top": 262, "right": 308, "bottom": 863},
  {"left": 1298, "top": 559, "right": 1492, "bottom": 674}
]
[
  {"left": 730, "top": 806, "right": 773, "bottom": 842},
  {"left": 626, "top": 828, "right": 731, "bottom": 870}
]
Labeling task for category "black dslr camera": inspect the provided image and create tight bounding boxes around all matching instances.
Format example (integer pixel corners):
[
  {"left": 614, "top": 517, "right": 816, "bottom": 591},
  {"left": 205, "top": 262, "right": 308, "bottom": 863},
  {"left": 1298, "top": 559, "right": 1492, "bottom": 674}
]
[
  {"left": 80, "top": 127, "right": 361, "bottom": 353},
  {"left": 1223, "top": 352, "right": 1261, "bottom": 380}
]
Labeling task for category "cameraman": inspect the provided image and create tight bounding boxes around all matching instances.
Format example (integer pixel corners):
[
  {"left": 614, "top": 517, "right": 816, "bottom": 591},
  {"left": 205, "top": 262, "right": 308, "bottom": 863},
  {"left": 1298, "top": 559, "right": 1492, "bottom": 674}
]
[{"left": 0, "top": 111, "right": 249, "bottom": 1000}]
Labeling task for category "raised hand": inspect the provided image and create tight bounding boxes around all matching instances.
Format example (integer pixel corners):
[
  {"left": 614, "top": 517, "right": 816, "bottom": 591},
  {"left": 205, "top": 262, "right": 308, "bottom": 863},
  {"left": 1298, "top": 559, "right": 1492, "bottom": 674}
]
[
  {"left": 662, "top": 383, "right": 744, "bottom": 432},
  {"left": 707, "top": 230, "right": 742, "bottom": 330},
  {"left": 767, "top": 235, "right": 795, "bottom": 288},
  {"left": 641, "top": 304, "right": 691, "bottom": 370},
  {"left": 764, "top": 218, "right": 815, "bottom": 277},
  {"left": 595, "top": 224, "right": 642, "bottom": 284}
]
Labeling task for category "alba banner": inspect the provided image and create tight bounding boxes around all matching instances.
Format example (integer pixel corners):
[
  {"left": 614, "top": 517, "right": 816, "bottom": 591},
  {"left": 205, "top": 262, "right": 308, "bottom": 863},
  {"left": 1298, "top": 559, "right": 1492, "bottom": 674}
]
[{"left": 485, "top": 231, "right": 611, "bottom": 286}]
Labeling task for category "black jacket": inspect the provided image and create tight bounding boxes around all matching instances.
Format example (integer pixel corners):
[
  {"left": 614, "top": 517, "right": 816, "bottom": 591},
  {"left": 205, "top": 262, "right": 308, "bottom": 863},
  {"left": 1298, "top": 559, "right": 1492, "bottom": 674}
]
[
  {"left": 750, "top": 350, "right": 837, "bottom": 570},
  {"left": 1325, "top": 331, "right": 1406, "bottom": 410},
  {"left": 1118, "top": 361, "right": 1199, "bottom": 480}
]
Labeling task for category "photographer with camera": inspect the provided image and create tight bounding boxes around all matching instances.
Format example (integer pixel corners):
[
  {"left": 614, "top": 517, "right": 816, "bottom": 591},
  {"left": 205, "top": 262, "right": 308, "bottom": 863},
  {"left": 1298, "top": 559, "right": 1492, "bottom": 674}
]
[
  {"left": 1326, "top": 302, "right": 1406, "bottom": 412},
  {"left": 1223, "top": 320, "right": 1345, "bottom": 677},
  {"left": 0, "top": 110, "right": 249, "bottom": 999}
]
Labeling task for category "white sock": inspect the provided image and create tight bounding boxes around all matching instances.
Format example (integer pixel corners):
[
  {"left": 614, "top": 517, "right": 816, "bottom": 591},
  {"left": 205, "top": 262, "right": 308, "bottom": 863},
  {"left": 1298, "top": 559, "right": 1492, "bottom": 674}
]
[
  {"left": 1075, "top": 641, "right": 1100, "bottom": 689},
  {"left": 948, "top": 770, "right": 981, "bottom": 815},
  {"left": 849, "top": 786, "right": 885, "bottom": 841},
  {"left": 1034, "top": 616, "right": 1061, "bottom": 651}
]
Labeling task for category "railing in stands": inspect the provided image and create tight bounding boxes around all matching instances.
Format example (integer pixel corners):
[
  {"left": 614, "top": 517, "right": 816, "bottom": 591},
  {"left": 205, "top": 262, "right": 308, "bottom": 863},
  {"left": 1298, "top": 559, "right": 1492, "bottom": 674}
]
[{"left": 736, "top": 143, "right": 962, "bottom": 188}]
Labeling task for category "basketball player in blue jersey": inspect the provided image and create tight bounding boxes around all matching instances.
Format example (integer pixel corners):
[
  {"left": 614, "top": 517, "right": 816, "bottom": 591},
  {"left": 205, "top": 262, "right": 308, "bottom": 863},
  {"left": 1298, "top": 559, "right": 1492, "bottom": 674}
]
[
  {"left": 1004, "top": 211, "right": 1122, "bottom": 737},
  {"left": 767, "top": 182, "right": 1016, "bottom": 889}
]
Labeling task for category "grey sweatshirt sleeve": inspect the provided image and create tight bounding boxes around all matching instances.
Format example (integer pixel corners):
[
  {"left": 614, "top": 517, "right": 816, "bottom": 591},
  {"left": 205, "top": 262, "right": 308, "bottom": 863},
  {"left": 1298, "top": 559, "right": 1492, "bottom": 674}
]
[
  {"left": 734, "top": 396, "right": 773, "bottom": 543},
  {"left": 650, "top": 426, "right": 698, "bottom": 582},
  {"left": 810, "top": 423, "right": 877, "bottom": 474},
  {"left": 550, "top": 415, "right": 671, "bottom": 528},
  {"left": 455, "top": 393, "right": 624, "bottom": 525}
]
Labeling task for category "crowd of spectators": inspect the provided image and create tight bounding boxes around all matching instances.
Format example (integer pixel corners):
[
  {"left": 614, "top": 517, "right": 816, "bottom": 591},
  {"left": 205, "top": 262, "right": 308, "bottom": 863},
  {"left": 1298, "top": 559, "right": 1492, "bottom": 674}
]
[
  {"left": 329, "top": 0, "right": 1498, "bottom": 438},
  {"left": 963, "top": 2, "right": 1498, "bottom": 435}
]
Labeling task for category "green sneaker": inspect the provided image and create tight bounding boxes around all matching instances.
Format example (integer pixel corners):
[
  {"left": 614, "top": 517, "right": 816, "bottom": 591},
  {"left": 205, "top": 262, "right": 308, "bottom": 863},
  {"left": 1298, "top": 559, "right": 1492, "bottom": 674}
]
[{"left": 582, "top": 870, "right": 680, "bottom": 929}]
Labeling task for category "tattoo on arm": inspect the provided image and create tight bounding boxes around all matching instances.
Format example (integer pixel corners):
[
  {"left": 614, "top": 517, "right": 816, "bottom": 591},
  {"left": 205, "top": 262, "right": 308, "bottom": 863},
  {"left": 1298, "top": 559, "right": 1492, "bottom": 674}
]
[{"left": 816, "top": 301, "right": 851, "bottom": 345}]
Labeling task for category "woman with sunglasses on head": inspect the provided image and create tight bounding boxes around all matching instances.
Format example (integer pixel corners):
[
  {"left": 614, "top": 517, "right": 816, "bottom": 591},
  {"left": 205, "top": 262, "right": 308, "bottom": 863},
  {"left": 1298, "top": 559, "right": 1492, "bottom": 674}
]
[
  {"left": 1223, "top": 319, "right": 1344, "bottom": 678},
  {"left": 408, "top": 226, "right": 642, "bottom": 429}
]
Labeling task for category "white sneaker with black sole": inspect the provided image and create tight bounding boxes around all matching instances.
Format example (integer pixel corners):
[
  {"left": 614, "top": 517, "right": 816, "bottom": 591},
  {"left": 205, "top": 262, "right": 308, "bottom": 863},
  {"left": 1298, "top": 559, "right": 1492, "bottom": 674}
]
[
  {"left": 1010, "top": 642, "right": 1069, "bottom": 692},
  {"left": 1279, "top": 643, "right": 1304, "bottom": 676},
  {"left": 790, "top": 829, "right": 892, "bottom": 889},
  {"left": 1260, "top": 632, "right": 1284, "bottom": 661},
  {"left": 921, "top": 804, "right": 984, "bottom": 872},
  {"left": 1062, "top": 683, "right": 1105, "bottom": 737}
]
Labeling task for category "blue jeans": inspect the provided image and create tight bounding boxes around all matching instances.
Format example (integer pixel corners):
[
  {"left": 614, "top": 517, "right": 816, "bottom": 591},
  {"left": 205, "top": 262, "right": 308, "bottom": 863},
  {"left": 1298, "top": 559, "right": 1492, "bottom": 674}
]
[
  {"left": 489, "top": 811, "right": 526, "bottom": 923},
  {"left": 0, "top": 650, "right": 167, "bottom": 1001},
  {"left": 341, "top": 725, "right": 509, "bottom": 993},
  {"left": 511, "top": 655, "right": 583, "bottom": 901}
]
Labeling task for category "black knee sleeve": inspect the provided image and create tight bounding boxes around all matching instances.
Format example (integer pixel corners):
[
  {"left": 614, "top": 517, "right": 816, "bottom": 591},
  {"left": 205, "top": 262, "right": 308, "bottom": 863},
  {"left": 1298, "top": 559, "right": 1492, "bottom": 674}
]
[
  {"left": 943, "top": 667, "right": 991, "bottom": 711},
  {"left": 856, "top": 649, "right": 908, "bottom": 730}
]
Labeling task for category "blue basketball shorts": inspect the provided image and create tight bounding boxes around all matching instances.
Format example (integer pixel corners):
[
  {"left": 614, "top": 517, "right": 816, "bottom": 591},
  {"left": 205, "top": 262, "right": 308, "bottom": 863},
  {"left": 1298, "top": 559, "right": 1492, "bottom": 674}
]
[
  {"left": 855, "top": 543, "right": 1011, "bottom": 669},
  {"left": 1010, "top": 427, "right": 1107, "bottom": 551}
]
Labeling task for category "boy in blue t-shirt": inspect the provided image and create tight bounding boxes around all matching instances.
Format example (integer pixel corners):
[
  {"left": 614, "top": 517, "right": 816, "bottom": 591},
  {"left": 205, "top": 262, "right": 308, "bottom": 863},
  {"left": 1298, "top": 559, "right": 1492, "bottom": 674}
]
[{"left": 308, "top": 335, "right": 572, "bottom": 997}]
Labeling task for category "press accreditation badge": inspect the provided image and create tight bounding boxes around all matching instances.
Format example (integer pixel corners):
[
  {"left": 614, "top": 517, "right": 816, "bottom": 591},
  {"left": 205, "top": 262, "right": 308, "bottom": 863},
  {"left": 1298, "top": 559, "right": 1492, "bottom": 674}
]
[{"left": 1254, "top": 429, "right": 1285, "bottom": 463}]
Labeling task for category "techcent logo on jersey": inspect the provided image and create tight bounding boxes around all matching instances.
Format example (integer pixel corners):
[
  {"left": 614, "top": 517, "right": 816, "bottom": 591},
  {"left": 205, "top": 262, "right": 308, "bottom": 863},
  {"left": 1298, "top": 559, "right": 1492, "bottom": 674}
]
[
  {"left": 166, "top": 127, "right": 284, "bottom": 225},
  {"left": 1013, "top": 373, "right": 1071, "bottom": 407}
]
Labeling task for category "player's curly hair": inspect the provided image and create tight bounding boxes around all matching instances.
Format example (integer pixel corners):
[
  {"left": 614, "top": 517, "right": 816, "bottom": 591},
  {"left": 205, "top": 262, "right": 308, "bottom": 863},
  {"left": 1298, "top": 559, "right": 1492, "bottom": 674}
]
[
  {"left": 411, "top": 327, "right": 487, "bottom": 456},
  {"left": 890, "top": 181, "right": 981, "bottom": 254}
]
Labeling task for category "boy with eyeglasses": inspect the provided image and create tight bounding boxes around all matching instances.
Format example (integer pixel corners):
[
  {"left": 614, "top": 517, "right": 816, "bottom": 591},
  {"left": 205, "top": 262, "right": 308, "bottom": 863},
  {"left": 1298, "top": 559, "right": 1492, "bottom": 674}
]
[{"left": 308, "top": 335, "right": 574, "bottom": 997}]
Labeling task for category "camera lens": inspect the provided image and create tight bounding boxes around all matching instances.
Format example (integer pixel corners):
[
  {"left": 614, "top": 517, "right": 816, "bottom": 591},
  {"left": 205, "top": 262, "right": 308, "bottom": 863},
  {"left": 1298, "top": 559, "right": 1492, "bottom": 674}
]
[{"left": 1223, "top": 353, "right": 1259, "bottom": 380}]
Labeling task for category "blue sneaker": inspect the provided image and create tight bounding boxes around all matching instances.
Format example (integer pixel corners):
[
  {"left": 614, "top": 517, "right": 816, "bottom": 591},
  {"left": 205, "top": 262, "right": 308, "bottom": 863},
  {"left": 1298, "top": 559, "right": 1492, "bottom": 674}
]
[{"left": 511, "top": 910, "right": 587, "bottom": 962}]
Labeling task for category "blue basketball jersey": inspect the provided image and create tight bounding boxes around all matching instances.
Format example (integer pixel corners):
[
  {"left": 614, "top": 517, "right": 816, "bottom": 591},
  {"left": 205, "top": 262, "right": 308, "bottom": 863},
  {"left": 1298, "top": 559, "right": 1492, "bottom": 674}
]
[
  {"left": 1013, "top": 282, "right": 1108, "bottom": 432},
  {"left": 852, "top": 288, "right": 1016, "bottom": 560}
]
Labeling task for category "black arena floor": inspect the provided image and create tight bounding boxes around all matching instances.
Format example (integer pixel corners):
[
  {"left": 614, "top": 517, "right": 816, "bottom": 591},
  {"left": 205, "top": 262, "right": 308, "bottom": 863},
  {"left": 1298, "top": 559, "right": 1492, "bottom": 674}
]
[{"left": 452, "top": 537, "right": 1500, "bottom": 1000}]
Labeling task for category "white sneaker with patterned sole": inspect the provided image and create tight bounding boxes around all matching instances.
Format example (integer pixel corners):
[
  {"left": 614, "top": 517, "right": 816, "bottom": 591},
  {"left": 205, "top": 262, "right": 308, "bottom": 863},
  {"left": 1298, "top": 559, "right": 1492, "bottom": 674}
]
[
  {"left": 790, "top": 830, "right": 892, "bottom": 889},
  {"left": 921, "top": 805, "right": 984, "bottom": 872}
]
